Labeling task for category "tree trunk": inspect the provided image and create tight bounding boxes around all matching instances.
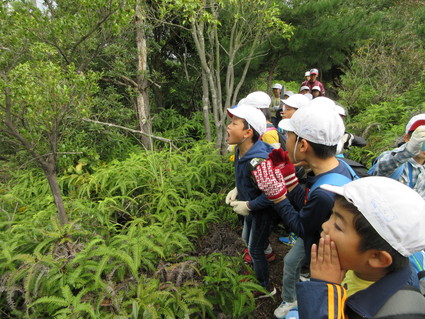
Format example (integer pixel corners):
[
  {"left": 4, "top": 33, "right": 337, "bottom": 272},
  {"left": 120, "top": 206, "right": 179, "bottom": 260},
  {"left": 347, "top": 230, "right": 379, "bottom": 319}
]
[
  {"left": 201, "top": 70, "right": 212, "bottom": 141},
  {"left": 135, "top": 1, "right": 151, "bottom": 149},
  {"left": 42, "top": 161, "right": 69, "bottom": 225}
]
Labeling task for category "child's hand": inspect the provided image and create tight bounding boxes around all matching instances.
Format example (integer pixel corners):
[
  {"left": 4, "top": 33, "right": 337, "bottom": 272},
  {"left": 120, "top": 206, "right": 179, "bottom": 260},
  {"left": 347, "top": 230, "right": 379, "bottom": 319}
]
[
  {"left": 310, "top": 235, "right": 345, "bottom": 284},
  {"left": 268, "top": 149, "right": 298, "bottom": 188},
  {"left": 251, "top": 160, "right": 287, "bottom": 201}
]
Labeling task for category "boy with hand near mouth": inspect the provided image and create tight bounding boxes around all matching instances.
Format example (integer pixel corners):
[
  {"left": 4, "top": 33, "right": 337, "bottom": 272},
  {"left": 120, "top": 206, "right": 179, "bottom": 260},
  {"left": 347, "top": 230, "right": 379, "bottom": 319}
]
[{"left": 297, "top": 177, "right": 425, "bottom": 319}]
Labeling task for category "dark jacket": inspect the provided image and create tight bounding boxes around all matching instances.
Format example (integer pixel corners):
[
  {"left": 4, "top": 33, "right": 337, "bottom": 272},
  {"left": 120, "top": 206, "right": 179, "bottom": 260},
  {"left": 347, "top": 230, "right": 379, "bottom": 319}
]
[
  {"left": 296, "top": 265, "right": 425, "bottom": 319},
  {"left": 234, "top": 140, "right": 273, "bottom": 212},
  {"left": 273, "top": 162, "right": 353, "bottom": 260}
]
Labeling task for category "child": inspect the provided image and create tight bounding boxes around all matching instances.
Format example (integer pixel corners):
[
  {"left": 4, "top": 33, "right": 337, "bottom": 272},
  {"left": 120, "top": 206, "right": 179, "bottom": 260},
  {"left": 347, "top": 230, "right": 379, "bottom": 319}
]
[
  {"left": 252, "top": 102, "right": 355, "bottom": 318},
  {"left": 297, "top": 176, "right": 425, "bottom": 318},
  {"left": 311, "top": 85, "right": 321, "bottom": 98},
  {"left": 225, "top": 103, "right": 276, "bottom": 297},
  {"left": 239, "top": 91, "right": 281, "bottom": 149},
  {"left": 371, "top": 114, "right": 425, "bottom": 199},
  {"left": 279, "top": 94, "right": 310, "bottom": 123}
]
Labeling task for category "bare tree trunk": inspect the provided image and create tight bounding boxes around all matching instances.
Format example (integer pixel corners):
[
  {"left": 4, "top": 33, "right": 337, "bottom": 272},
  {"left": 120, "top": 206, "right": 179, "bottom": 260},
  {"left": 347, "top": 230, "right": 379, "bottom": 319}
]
[
  {"left": 43, "top": 161, "right": 69, "bottom": 225},
  {"left": 201, "top": 70, "right": 212, "bottom": 141},
  {"left": 135, "top": 1, "right": 151, "bottom": 149}
]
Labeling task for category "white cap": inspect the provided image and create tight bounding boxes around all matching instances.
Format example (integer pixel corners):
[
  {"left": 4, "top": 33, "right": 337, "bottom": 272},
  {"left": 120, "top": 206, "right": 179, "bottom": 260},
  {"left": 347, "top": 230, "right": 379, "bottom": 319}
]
[
  {"left": 304, "top": 93, "right": 313, "bottom": 101},
  {"left": 312, "top": 86, "right": 321, "bottom": 91},
  {"left": 279, "top": 102, "right": 345, "bottom": 146},
  {"left": 405, "top": 113, "right": 425, "bottom": 133},
  {"left": 284, "top": 91, "right": 294, "bottom": 97},
  {"left": 283, "top": 94, "right": 310, "bottom": 109},
  {"left": 334, "top": 104, "right": 347, "bottom": 116},
  {"left": 305, "top": 71, "right": 310, "bottom": 76},
  {"left": 272, "top": 83, "right": 283, "bottom": 90},
  {"left": 227, "top": 104, "right": 266, "bottom": 136},
  {"left": 309, "top": 96, "right": 336, "bottom": 107},
  {"left": 300, "top": 86, "right": 309, "bottom": 92},
  {"left": 238, "top": 91, "right": 271, "bottom": 109},
  {"left": 320, "top": 177, "right": 425, "bottom": 257}
]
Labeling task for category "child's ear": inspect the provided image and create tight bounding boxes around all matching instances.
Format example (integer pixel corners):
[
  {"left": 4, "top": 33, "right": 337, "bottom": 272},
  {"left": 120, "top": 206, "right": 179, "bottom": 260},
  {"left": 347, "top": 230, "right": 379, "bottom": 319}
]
[
  {"left": 368, "top": 250, "right": 393, "bottom": 269},
  {"left": 299, "top": 138, "right": 309, "bottom": 153},
  {"left": 243, "top": 128, "right": 254, "bottom": 139}
]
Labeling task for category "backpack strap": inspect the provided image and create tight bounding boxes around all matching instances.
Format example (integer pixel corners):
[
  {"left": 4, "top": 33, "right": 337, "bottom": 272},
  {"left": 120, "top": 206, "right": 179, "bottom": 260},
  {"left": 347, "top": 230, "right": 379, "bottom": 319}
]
[
  {"left": 308, "top": 173, "right": 352, "bottom": 200},
  {"left": 374, "top": 286, "right": 425, "bottom": 318},
  {"left": 265, "top": 123, "right": 277, "bottom": 132},
  {"left": 388, "top": 162, "right": 406, "bottom": 181},
  {"left": 369, "top": 162, "right": 414, "bottom": 188},
  {"left": 337, "top": 158, "right": 360, "bottom": 180}
]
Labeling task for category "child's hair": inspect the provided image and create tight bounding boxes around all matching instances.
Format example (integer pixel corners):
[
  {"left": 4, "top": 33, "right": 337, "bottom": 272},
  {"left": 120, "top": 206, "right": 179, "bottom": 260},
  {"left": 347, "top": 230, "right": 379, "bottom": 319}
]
[
  {"left": 259, "top": 108, "right": 271, "bottom": 122},
  {"left": 334, "top": 195, "right": 409, "bottom": 273},
  {"left": 243, "top": 119, "right": 260, "bottom": 143},
  {"left": 305, "top": 139, "right": 337, "bottom": 159}
]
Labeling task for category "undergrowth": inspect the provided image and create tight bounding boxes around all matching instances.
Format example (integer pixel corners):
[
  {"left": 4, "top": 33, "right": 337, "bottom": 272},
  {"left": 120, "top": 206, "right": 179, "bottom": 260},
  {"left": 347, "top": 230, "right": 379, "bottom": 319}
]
[{"left": 0, "top": 141, "right": 261, "bottom": 318}]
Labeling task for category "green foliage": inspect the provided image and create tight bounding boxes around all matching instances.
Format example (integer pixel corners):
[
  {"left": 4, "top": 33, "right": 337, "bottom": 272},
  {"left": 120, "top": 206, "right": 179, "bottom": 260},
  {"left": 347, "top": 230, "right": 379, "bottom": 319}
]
[
  {"left": 0, "top": 142, "right": 255, "bottom": 318},
  {"left": 344, "top": 77, "right": 425, "bottom": 166},
  {"left": 198, "top": 253, "right": 262, "bottom": 317},
  {"left": 338, "top": 1, "right": 425, "bottom": 112}
]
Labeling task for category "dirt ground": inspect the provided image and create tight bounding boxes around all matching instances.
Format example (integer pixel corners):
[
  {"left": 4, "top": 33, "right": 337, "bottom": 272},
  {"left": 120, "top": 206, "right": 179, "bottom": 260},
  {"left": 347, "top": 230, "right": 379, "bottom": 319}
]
[{"left": 195, "top": 222, "right": 294, "bottom": 319}]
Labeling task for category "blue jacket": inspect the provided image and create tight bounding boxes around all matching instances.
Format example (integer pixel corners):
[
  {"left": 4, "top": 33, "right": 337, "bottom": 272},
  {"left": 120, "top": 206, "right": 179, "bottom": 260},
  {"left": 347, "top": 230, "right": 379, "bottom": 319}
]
[
  {"left": 273, "top": 162, "right": 353, "bottom": 260},
  {"left": 296, "top": 265, "right": 422, "bottom": 319},
  {"left": 234, "top": 140, "right": 273, "bottom": 212}
]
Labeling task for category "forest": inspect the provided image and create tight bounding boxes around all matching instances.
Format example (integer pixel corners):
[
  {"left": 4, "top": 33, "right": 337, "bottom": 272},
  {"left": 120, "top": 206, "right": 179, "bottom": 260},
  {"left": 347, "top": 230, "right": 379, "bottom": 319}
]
[{"left": 0, "top": 0, "right": 424, "bottom": 317}]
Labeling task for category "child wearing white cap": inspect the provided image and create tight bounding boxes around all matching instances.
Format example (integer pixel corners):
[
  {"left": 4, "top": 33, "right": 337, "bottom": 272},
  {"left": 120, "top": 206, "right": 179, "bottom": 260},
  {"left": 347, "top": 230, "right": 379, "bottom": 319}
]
[
  {"left": 225, "top": 103, "right": 276, "bottom": 297},
  {"left": 251, "top": 101, "right": 356, "bottom": 318},
  {"left": 296, "top": 177, "right": 425, "bottom": 318},
  {"left": 270, "top": 83, "right": 283, "bottom": 113},
  {"left": 370, "top": 113, "right": 425, "bottom": 199},
  {"left": 238, "top": 91, "right": 280, "bottom": 149}
]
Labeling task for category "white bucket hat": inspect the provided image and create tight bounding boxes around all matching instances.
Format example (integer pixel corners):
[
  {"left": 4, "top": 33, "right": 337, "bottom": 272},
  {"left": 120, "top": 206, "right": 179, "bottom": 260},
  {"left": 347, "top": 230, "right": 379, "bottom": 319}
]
[
  {"left": 334, "top": 104, "right": 347, "bottom": 117},
  {"left": 238, "top": 91, "right": 271, "bottom": 109},
  {"left": 321, "top": 176, "right": 425, "bottom": 257},
  {"left": 299, "top": 85, "right": 310, "bottom": 92},
  {"left": 283, "top": 94, "right": 310, "bottom": 110},
  {"left": 279, "top": 101, "right": 345, "bottom": 146},
  {"left": 227, "top": 104, "right": 266, "bottom": 136}
]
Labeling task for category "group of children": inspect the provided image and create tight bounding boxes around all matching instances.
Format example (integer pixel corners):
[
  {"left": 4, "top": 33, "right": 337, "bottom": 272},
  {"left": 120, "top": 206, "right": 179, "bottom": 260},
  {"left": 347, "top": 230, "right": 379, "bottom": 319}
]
[{"left": 225, "top": 84, "right": 425, "bottom": 318}]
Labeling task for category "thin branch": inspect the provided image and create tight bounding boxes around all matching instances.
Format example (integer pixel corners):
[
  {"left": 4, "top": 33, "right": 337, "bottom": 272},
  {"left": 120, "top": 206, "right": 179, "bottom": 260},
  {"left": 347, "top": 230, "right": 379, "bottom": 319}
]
[{"left": 81, "top": 118, "right": 178, "bottom": 150}]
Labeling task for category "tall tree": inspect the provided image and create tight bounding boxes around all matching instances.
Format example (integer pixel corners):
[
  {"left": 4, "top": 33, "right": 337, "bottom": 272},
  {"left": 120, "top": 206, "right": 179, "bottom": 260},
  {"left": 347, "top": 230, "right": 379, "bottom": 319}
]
[
  {"left": 0, "top": 0, "right": 122, "bottom": 224},
  {"left": 163, "top": 0, "right": 293, "bottom": 149}
]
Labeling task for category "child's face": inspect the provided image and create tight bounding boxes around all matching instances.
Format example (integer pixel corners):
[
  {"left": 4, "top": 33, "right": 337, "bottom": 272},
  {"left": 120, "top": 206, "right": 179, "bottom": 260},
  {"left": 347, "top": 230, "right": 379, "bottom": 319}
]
[
  {"left": 321, "top": 200, "right": 369, "bottom": 271},
  {"left": 226, "top": 116, "right": 250, "bottom": 144},
  {"left": 312, "top": 90, "right": 320, "bottom": 97},
  {"left": 282, "top": 105, "right": 297, "bottom": 119}
]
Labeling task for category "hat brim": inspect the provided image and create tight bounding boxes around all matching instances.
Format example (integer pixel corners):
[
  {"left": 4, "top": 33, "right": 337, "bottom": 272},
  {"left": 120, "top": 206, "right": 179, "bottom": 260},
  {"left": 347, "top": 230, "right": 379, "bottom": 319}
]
[
  {"left": 320, "top": 184, "right": 345, "bottom": 196},
  {"left": 278, "top": 119, "right": 295, "bottom": 132}
]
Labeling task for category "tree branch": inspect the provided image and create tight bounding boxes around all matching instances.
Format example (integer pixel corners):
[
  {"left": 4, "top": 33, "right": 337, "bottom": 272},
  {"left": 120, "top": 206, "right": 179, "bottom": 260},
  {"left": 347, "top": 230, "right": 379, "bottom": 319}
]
[{"left": 81, "top": 118, "right": 178, "bottom": 149}]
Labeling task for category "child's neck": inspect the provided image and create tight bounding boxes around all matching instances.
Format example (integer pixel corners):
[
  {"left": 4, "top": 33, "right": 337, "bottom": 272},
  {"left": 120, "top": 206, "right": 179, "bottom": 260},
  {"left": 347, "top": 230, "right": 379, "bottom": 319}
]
[
  {"left": 354, "top": 268, "right": 388, "bottom": 282},
  {"left": 238, "top": 139, "right": 255, "bottom": 158},
  {"left": 309, "top": 156, "right": 340, "bottom": 176}
]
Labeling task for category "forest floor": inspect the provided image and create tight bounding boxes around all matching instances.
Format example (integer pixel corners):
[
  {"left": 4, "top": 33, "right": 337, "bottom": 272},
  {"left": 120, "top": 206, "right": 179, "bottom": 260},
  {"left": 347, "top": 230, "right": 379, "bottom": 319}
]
[{"left": 194, "top": 222, "right": 294, "bottom": 318}]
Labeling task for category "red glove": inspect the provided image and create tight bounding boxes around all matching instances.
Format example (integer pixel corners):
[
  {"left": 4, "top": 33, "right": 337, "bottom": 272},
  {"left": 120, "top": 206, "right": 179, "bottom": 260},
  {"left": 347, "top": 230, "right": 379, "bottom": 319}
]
[
  {"left": 251, "top": 160, "right": 287, "bottom": 201},
  {"left": 268, "top": 149, "right": 298, "bottom": 188}
]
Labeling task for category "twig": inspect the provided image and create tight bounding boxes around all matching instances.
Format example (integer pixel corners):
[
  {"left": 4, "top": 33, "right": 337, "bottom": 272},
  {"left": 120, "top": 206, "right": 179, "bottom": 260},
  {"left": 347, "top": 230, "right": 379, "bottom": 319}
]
[{"left": 81, "top": 118, "right": 178, "bottom": 150}]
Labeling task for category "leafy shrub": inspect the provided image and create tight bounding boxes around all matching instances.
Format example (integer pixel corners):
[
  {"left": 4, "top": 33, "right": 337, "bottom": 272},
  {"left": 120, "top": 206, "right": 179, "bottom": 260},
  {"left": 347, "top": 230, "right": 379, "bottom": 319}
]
[{"left": 0, "top": 141, "right": 260, "bottom": 318}]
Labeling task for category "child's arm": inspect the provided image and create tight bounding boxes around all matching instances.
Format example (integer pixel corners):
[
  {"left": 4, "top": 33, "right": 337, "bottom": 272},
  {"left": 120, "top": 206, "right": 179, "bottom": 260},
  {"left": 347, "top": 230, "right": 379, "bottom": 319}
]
[{"left": 296, "top": 235, "right": 347, "bottom": 319}]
